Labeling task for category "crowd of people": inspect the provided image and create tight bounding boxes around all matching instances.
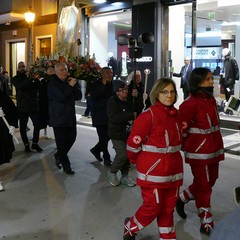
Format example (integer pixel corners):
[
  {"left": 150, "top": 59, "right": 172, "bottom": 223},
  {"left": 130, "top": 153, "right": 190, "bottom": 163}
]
[{"left": 0, "top": 58, "right": 239, "bottom": 239}]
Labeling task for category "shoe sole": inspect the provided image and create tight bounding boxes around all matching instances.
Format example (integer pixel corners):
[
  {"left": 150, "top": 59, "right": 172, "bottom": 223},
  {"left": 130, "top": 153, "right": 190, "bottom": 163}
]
[{"left": 106, "top": 175, "right": 120, "bottom": 187}]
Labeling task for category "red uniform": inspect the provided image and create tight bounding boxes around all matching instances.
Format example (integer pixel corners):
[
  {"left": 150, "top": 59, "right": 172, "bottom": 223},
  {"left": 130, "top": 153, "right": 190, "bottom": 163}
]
[
  {"left": 179, "top": 92, "right": 224, "bottom": 229},
  {"left": 126, "top": 102, "right": 183, "bottom": 240}
]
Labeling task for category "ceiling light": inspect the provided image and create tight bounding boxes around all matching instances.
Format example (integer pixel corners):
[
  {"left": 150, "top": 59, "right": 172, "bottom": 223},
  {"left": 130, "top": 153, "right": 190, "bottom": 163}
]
[{"left": 93, "top": 0, "right": 106, "bottom": 3}]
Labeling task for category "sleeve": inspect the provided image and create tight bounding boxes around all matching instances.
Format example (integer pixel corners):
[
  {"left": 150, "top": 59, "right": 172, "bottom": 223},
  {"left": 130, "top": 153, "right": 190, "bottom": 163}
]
[
  {"left": 179, "top": 98, "right": 195, "bottom": 137},
  {"left": 126, "top": 110, "right": 153, "bottom": 164}
]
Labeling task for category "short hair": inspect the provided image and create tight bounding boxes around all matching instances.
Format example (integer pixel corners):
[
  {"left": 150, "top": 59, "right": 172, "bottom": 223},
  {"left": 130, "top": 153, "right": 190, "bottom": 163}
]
[
  {"left": 189, "top": 67, "right": 212, "bottom": 95},
  {"left": 54, "top": 62, "right": 67, "bottom": 71},
  {"left": 100, "top": 66, "right": 111, "bottom": 74},
  {"left": 150, "top": 77, "right": 178, "bottom": 105}
]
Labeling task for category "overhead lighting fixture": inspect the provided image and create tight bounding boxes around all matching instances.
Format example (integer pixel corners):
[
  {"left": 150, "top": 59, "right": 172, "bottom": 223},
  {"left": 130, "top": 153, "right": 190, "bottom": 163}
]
[{"left": 93, "top": 0, "right": 107, "bottom": 3}]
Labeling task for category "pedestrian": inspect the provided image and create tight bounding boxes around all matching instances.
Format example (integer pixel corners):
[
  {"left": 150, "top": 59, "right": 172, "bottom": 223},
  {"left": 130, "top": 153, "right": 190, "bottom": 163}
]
[
  {"left": 221, "top": 48, "right": 239, "bottom": 101},
  {"left": 0, "top": 65, "right": 8, "bottom": 94},
  {"left": 89, "top": 67, "right": 113, "bottom": 167},
  {"left": 48, "top": 62, "right": 82, "bottom": 175},
  {"left": 127, "top": 70, "right": 151, "bottom": 117},
  {"left": 0, "top": 90, "right": 18, "bottom": 191},
  {"left": 82, "top": 81, "right": 92, "bottom": 118},
  {"left": 106, "top": 79, "right": 136, "bottom": 187},
  {"left": 173, "top": 56, "right": 192, "bottom": 99},
  {"left": 124, "top": 78, "right": 183, "bottom": 240},
  {"left": 176, "top": 67, "right": 225, "bottom": 236},
  {"left": 12, "top": 61, "right": 43, "bottom": 153}
]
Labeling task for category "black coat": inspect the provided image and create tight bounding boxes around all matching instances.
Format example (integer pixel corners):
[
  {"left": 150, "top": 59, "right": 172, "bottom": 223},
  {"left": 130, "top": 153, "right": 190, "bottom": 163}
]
[
  {"left": 48, "top": 75, "right": 82, "bottom": 127},
  {"left": 107, "top": 95, "right": 134, "bottom": 141},
  {"left": 127, "top": 80, "right": 151, "bottom": 117},
  {"left": 0, "top": 91, "right": 18, "bottom": 165},
  {"left": 90, "top": 79, "right": 112, "bottom": 127},
  {"left": 12, "top": 72, "right": 40, "bottom": 113}
]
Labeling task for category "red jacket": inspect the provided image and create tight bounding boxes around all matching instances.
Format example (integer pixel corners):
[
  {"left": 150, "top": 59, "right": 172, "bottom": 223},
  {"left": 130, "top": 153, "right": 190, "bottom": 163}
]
[
  {"left": 127, "top": 102, "right": 183, "bottom": 188},
  {"left": 179, "top": 93, "right": 224, "bottom": 165}
]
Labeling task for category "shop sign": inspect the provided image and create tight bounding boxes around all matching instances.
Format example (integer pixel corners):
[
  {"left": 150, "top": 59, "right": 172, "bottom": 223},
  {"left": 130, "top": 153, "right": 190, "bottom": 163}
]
[
  {"left": 192, "top": 47, "right": 222, "bottom": 59},
  {"left": 136, "top": 56, "right": 153, "bottom": 62}
]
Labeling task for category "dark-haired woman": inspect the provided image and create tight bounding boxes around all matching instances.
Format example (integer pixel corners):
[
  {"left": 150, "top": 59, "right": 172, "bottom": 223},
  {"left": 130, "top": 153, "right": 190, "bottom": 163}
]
[
  {"left": 125, "top": 78, "right": 183, "bottom": 240},
  {"left": 176, "top": 67, "right": 224, "bottom": 236}
]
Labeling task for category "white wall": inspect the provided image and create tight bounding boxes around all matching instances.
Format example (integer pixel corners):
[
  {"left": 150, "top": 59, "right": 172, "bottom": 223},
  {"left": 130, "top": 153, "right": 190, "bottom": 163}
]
[
  {"left": 89, "top": 16, "right": 110, "bottom": 67},
  {"left": 169, "top": 5, "right": 186, "bottom": 106}
]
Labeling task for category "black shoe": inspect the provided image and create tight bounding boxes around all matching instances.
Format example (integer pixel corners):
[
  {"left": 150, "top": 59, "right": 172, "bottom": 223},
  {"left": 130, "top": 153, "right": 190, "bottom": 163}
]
[
  {"left": 176, "top": 199, "right": 187, "bottom": 219},
  {"left": 104, "top": 159, "right": 112, "bottom": 167},
  {"left": 54, "top": 153, "right": 61, "bottom": 169},
  {"left": 200, "top": 224, "right": 213, "bottom": 236},
  {"left": 90, "top": 148, "right": 103, "bottom": 162},
  {"left": 233, "top": 186, "right": 240, "bottom": 205},
  {"left": 25, "top": 143, "right": 32, "bottom": 153},
  {"left": 63, "top": 168, "right": 75, "bottom": 175},
  {"left": 123, "top": 217, "right": 135, "bottom": 240},
  {"left": 32, "top": 143, "right": 43, "bottom": 152}
]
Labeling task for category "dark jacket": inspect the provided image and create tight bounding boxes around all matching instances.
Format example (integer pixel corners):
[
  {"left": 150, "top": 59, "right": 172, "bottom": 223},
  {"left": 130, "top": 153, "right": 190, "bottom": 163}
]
[
  {"left": 0, "top": 91, "right": 18, "bottom": 165},
  {"left": 127, "top": 80, "right": 151, "bottom": 116},
  {"left": 12, "top": 72, "right": 40, "bottom": 113},
  {"left": 90, "top": 79, "right": 112, "bottom": 127},
  {"left": 107, "top": 94, "right": 134, "bottom": 141},
  {"left": 173, "top": 64, "right": 192, "bottom": 88},
  {"left": 223, "top": 56, "right": 239, "bottom": 86},
  {"left": 48, "top": 74, "right": 82, "bottom": 127}
]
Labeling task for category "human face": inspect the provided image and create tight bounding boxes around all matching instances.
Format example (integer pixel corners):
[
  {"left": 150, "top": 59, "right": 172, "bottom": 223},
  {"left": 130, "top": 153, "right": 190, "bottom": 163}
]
[
  {"left": 17, "top": 62, "right": 26, "bottom": 73},
  {"left": 116, "top": 86, "right": 128, "bottom": 101},
  {"left": 101, "top": 69, "right": 113, "bottom": 83},
  {"left": 55, "top": 64, "right": 68, "bottom": 81},
  {"left": 135, "top": 71, "right": 141, "bottom": 85},
  {"left": 158, "top": 84, "right": 176, "bottom": 107},
  {"left": 198, "top": 72, "right": 213, "bottom": 87}
]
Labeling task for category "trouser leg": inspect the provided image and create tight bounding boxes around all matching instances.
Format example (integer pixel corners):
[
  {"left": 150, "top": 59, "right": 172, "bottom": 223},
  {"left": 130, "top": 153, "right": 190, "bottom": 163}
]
[
  {"left": 19, "top": 112, "right": 29, "bottom": 144},
  {"left": 96, "top": 126, "right": 110, "bottom": 161},
  {"left": 53, "top": 126, "right": 76, "bottom": 169},
  {"left": 110, "top": 139, "right": 130, "bottom": 176}
]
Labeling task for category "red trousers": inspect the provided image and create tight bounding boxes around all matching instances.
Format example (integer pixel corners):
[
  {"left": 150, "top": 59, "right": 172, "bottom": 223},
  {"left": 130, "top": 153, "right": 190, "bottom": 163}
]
[
  {"left": 125, "top": 187, "right": 178, "bottom": 239},
  {"left": 183, "top": 163, "right": 219, "bottom": 208}
]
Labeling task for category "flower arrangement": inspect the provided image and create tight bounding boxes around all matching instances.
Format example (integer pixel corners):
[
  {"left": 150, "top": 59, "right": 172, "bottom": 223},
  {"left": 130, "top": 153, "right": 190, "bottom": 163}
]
[{"left": 30, "top": 53, "right": 101, "bottom": 80}]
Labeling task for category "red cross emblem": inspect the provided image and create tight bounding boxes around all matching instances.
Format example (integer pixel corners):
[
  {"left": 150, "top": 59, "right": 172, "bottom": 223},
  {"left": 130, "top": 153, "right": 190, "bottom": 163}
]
[{"left": 133, "top": 135, "right": 141, "bottom": 144}]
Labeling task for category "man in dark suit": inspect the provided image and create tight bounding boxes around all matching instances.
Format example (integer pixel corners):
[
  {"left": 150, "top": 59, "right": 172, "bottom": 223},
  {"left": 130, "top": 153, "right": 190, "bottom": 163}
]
[{"left": 173, "top": 57, "right": 192, "bottom": 100}]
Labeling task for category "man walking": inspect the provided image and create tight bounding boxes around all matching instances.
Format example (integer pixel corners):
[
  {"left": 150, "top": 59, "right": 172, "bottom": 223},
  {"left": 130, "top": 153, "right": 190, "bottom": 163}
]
[{"left": 48, "top": 62, "right": 82, "bottom": 175}]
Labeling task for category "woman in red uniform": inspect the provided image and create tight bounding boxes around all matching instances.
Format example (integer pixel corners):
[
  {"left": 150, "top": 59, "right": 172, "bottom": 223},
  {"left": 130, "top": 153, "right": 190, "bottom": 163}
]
[
  {"left": 124, "top": 78, "right": 183, "bottom": 240},
  {"left": 176, "top": 67, "right": 224, "bottom": 236}
]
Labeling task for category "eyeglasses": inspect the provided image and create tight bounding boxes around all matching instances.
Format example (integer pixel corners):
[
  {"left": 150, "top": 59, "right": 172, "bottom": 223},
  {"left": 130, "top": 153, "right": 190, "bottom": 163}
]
[
  {"left": 118, "top": 87, "right": 128, "bottom": 92},
  {"left": 160, "top": 90, "right": 176, "bottom": 96}
]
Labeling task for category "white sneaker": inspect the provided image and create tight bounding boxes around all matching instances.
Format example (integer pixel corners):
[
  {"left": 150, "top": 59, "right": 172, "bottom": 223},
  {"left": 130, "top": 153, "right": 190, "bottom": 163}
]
[
  {"left": 0, "top": 182, "right": 5, "bottom": 191},
  {"left": 120, "top": 176, "right": 136, "bottom": 187},
  {"left": 106, "top": 170, "right": 120, "bottom": 186}
]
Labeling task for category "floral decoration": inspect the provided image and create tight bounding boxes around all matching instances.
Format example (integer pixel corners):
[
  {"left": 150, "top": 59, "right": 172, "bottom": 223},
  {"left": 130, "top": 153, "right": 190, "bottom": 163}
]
[{"left": 30, "top": 53, "right": 101, "bottom": 80}]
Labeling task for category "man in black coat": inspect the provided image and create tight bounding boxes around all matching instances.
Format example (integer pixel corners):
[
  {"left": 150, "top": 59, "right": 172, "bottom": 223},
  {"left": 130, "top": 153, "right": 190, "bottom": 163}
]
[
  {"left": 48, "top": 62, "right": 82, "bottom": 175},
  {"left": 89, "top": 67, "right": 113, "bottom": 167},
  {"left": 12, "top": 61, "right": 43, "bottom": 153},
  {"left": 106, "top": 80, "right": 135, "bottom": 187}
]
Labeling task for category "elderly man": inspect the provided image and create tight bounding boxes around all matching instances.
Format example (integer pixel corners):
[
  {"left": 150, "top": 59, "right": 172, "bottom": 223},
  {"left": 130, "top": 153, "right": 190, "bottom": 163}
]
[{"left": 48, "top": 62, "right": 82, "bottom": 175}]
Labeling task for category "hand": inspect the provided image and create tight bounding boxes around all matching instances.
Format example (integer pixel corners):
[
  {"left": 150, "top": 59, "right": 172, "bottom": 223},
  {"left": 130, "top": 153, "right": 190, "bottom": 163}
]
[
  {"left": 0, "top": 108, "right": 5, "bottom": 117},
  {"left": 68, "top": 77, "right": 77, "bottom": 87},
  {"left": 9, "top": 126, "right": 16, "bottom": 135},
  {"left": 132, "top": 89, "right": 138, "bottom": 97},
  {"left": 143, "top": 93, "right": 148, "bottom": 100}
]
